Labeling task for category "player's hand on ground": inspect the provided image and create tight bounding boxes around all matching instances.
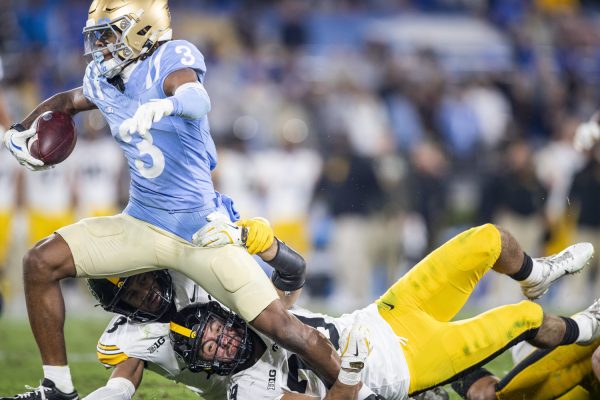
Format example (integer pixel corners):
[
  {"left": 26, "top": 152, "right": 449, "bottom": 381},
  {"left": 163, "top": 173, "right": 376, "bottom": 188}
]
[
  {"left": 237, "top": 217, "right": 274, "bottom": 254},
  {"left": 119, "top": 99, "right": 174, "bottom": 139},
  {"left": 574, "top": 120, "right": 600, "bottom": 152},
  {"left": 3, "top": 125, "right": 47, "bottom": 170},
  {"left": 192, "top": 212, "right": 244, "bottom": 247}
]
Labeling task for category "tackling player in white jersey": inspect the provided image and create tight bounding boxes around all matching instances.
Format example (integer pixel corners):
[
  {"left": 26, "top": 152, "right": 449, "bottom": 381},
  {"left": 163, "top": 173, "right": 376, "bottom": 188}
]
[
  {"left": 82, "top": 217, "right": 367, "bottom": 400},
  {"left": 168, "top": 218, "right": 600, "bottom": 400}
]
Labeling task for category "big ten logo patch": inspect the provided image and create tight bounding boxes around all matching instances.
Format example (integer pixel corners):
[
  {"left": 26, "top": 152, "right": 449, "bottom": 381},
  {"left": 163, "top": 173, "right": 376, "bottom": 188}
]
[
  {"left": 268, "top": 369, "right": 277, "bottom": 390},
  {"left": 147, "top": 336, "right": 166, "bottom": 353}
]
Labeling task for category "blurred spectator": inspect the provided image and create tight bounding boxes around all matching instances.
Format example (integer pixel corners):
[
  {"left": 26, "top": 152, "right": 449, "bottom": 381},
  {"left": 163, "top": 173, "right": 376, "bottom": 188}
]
[
  {"left": 254, "top": 123, "right": 322, "bottom": 255},
  {"left": 214, "top": 134, "right": 264, "bottom": 220},
  {"left": 437, "top": 81, "right": 481, "bottom": 164},
  {"left": 560, "top": 145, "right": 600, "bottom": 309},
  {"left": 478, "top": 139, "right": 547, "bottom": 306},
  {"left": 22, "top": 164, "right": 76, "bottom": 246},
  {"left": 535, "top": 115, "right": 585, "bottom": 255},
  {"left": 405, "top": 141, "right": 449, "bottom": 252},
  {"left": 0, "top": 89, "right": 16, "bottom": 315},
  {"left": 313, "top": 133, "right": 384, "bottom": 311},
  {"left": 71, "top": 111, "right": 126, "bottom": 218}
]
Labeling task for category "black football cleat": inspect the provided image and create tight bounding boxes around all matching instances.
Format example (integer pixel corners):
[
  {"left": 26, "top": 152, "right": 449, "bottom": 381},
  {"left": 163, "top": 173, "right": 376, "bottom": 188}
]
[{"left": 0, "top": 379, "right": 78, "bottom": 400}]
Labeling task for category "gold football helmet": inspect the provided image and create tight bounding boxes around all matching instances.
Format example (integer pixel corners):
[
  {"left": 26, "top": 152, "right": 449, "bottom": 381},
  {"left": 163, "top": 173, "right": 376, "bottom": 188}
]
[{"left": 83, "top": 0, "right": 172, "bottom": 78}]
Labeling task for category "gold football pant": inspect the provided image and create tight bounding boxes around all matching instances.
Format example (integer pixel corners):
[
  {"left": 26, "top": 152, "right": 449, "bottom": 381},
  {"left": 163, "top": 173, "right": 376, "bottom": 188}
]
[
  {"left": 496, "top": 338, "right": 600, "bottom": 400},
  {"left": 375, "top": 224, "right": 544, "bottom": 393}
]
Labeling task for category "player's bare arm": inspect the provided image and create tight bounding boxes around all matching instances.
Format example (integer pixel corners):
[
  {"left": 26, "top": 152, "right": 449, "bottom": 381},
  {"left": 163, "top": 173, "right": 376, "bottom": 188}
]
[
  {"left": 163, "top": 68, "right": 201, "bottom": 96},
  {"left": 20, "top": 87, "right": 96, "bottom": 129},
  {"left": 83, "top": 357, "right": 141, "bottom": 400},
  {"left": 592, "top": 346, "right": 600, "bottom": 382}
]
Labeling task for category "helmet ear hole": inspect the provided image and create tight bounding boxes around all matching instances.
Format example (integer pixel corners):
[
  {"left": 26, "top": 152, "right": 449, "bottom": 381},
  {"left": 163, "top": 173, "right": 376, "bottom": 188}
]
[{"left": 137, "top": 25, "right": 151, "bottom": 36}]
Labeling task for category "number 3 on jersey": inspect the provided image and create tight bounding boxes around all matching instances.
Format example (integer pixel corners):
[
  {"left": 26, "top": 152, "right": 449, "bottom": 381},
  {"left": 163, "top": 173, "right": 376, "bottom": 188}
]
[{"left": 119, "top": 127, "right": 165, "bottom": 179}]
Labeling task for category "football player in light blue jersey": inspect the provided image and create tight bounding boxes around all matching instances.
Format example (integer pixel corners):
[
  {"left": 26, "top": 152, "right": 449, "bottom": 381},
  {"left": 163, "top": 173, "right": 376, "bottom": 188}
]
[{"left": 0, "top": 1, "right": 344, "bottom": 400}]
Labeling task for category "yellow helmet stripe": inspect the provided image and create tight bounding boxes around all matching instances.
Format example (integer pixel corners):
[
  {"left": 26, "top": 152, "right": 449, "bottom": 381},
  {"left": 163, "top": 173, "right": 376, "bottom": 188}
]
[
  {"left": 107, "top": 277, "right": 120, "bottom": 285},
  {"left": 170, "top": 322, "right": 197, "bottom": 339}
]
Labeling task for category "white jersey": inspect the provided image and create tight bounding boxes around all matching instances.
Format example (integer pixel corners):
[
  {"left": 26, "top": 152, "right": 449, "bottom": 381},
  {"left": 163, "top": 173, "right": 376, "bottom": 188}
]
[
  {"left": 228, "top": 304, "right": 410, "bottom": 400},
  {"left": 23, "top": 162, "right": 75, "bottom": 213},
  {"left": 96, "top": 272, "right": 229, "bottom": 400},
  {"left": 71, "top": 133, "right": 125, "bottom": 216}
]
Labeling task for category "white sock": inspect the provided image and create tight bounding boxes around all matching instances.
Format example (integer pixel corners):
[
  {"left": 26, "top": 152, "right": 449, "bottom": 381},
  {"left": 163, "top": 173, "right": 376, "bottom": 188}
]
[
  {"left": 43, "top": 365, "right": 74, "bottom": 393},
  {"left": 572, "top": 313, "right": 594, "bottom": 343},
  {"left": 520, "top": 258, "right": 546, "bottom": 286}
]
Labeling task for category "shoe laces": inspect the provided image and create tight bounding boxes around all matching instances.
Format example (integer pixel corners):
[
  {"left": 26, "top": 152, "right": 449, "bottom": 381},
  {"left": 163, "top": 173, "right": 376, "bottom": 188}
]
[
  {"left": 15, "top": 382, "right": 51, "bottom": 399},
  {"left": 587, "top": 299, "right": 600, "bottom": 318},
  {"left": 539, "top": 251, "right": 574, "bottom": 273}
]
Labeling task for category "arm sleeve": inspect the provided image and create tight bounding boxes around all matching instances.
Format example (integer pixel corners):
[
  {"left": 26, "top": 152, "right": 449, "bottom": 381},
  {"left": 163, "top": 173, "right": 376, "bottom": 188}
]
[
  {"left": 83, "top": 377, "right": 135, "bottom": 400},
  {"left": 169, "top": 81, "right": 211, "bottom": 120}
]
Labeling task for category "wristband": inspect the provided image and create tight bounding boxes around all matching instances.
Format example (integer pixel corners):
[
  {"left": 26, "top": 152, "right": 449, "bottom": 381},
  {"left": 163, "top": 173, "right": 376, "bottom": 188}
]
[
  {"left": 9, "top": 123, "right": 26, "bottom": 132},
  {"left": 338, "top": 368, "right": 363, "bottom": 386}
]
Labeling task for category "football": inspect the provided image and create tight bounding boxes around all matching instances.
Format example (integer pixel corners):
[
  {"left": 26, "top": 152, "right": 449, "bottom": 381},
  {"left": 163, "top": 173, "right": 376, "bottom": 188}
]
[{"left": 27, "top": 111, "right": 77, "bottom": 165}]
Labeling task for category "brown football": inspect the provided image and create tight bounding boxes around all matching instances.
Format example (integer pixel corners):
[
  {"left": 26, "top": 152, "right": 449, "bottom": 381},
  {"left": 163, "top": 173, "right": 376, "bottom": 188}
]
[{"left": 28, "top": 111, "right": 77, "bottom": 165}]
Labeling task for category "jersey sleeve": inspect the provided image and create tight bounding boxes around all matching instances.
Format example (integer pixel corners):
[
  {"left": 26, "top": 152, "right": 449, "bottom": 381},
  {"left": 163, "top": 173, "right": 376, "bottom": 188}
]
[
  {"left": 96, "top": 316, "right": 130, "bottom": 368},
  {"left": 82, "top": 63, "right": 99, "bottom": 104},
  {"left": 155, "top": 40, "right": 207, "bottom": 95},
  {"left": 96, "top": 342, "right": 129, "bottom": 368}
]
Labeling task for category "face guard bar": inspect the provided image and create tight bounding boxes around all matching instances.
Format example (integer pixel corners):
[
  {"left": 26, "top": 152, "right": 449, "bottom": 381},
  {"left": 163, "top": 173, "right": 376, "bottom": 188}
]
[{"left": 83, "top": 15, "right": 135, "bottom": 78}]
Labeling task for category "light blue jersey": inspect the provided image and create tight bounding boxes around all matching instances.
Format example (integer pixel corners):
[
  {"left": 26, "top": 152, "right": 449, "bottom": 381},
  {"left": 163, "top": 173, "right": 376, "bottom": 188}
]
[{"left": 82, "top": 40, "right": 233, "bottom": 240}]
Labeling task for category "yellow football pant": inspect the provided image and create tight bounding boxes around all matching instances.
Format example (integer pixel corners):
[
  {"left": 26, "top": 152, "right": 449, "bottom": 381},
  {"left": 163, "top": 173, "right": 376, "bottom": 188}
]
[
  {"left": 375, "top": 224, "right": 544, "bottom": 393},
  {"left": 496, "top": 338, "right": 600, "bottom": 400},
  {"left": 0, "top": 211, "right": 11, "bottom": 266}
]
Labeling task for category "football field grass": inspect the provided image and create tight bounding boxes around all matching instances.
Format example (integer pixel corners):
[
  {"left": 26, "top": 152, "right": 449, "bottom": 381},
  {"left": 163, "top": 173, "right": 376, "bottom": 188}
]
[{"left": 0, "top": 317, "right": 514, "bottom": 399}]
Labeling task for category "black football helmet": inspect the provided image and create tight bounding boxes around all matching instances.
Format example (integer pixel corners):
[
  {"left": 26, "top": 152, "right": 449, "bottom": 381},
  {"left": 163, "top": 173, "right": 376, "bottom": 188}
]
[
  {"left": 87, "top": 270, "right": 174, "bottom": 323},
  {"left": 170, "top": 301, "right": 253, "bottom": 376}
]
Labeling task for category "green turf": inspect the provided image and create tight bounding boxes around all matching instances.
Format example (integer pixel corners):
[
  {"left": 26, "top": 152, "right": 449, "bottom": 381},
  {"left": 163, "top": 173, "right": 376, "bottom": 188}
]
[
  {"left": 0, "top": 317, "right": 200, "bottom": 399},
  {"left": 0, "top": 317, "right": 514, "bottom": 399}
]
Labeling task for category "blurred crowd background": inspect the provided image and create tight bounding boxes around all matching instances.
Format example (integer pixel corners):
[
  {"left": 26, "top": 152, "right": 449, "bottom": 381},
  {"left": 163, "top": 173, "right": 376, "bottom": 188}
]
[{"left": 2, "top": 0, "right": 600, "bottom": 316}]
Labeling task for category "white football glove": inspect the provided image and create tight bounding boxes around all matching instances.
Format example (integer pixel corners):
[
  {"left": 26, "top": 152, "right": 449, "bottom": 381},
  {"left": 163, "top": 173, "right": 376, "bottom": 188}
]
[
  {"left": 119, "top": 99, "right": 174, "bottom": 139},
  {"left": 574, "top": 120, "right": 600, "bottom": 152},
  {"left": 3, "top": 125, "right": 47, "bottom": 171},
  {"left": 192, "top": 212, "right": 244, "bottom": 248},
  {"left": 338, "top": 321, "right": 373, "bottom": 386}
]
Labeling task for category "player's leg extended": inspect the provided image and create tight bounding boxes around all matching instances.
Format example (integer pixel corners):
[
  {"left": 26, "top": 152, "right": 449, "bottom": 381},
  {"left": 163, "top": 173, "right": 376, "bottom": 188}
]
[
  {"left": 496, "top": 339, "right": 600, "bottom": 400},
  {"left": 376, "top": 224, "right": 503, "bottom": 322},
  {"left": 23, "top": 234, "right": 78, "bottom": 367},
  {"left": 393, "top": 300, "right": 544, "bottom": 394}
]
